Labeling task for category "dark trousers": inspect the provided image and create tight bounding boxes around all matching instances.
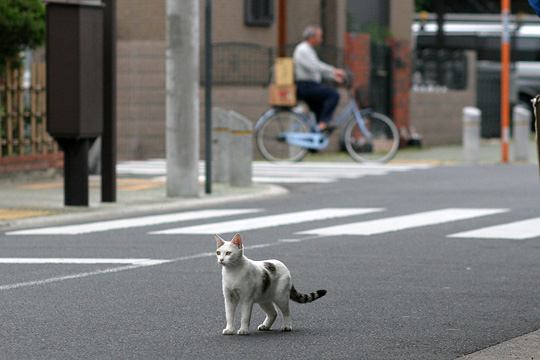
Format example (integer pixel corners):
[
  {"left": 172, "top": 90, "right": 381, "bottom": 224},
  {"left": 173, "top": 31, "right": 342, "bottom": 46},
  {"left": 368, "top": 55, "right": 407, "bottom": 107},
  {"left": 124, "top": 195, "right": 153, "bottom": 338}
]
[{"left": 296, "top": 81, "right": 340, "bottom": 124}]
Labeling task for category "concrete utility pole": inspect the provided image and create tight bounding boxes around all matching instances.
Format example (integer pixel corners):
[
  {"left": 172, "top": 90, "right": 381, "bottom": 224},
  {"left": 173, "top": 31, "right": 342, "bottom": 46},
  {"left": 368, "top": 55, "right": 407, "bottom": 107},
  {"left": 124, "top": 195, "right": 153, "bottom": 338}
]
[{"left": 166, "top": 0, "right": 199, "bottom": 197}]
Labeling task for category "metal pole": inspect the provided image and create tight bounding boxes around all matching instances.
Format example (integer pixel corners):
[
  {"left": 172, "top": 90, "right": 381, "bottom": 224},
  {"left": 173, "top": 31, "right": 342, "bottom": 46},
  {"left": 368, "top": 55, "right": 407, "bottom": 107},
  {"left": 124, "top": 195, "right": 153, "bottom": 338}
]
[
  {"left": 205, "top": 0, "right": 212, "bottom": 194},
  {"left": 60, "top": 139, "right": 90, "bottom": 206},
  {"left": 102, "top": 0, "right": 117, "bottom": 202},
  {"left": 501, "top": 0, "right": 510, "bottom": 163}
]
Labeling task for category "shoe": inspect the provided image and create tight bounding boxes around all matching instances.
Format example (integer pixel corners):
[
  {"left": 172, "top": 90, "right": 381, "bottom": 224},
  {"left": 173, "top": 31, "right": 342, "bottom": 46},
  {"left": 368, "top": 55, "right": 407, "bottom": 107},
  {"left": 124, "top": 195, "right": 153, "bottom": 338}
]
[{"left": 320, "top": 125, "right": 336, "bottom": 134}]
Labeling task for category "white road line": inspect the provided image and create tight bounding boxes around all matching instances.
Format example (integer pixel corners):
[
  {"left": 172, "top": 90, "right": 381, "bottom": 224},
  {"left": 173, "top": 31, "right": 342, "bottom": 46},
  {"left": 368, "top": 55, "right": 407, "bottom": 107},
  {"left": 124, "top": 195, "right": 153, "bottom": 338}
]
[
  {"left": 0, "top": 258, "right": 169, "bottom": 265},
  {"left": 278, "top": 238, "right": 302, "bottom": 243},
  {"left": 251, "top": 176, "right": 336, "bottom": 183},
  {"left": 116, "top": 161, "right": 433, "bottom": 180},
  {"left": 298, "top": 208, "right": 509, "bottom": 236},
  {"left": 0, "top": 264, "right": 142, "bottom": 291},
  {"left": 0, "top": 243, "right": 284, "bottom": 291},
  {"left": 0, "top": 235, "right": 330, "bottom": 291},
  {"left": 448, "top": 217, "right": 540, "bottom": 240},
  {"left": 6, "top": 209, "right": 261, "bottom": 235},
  {"left": 151, "top": 208, "right": 384, "bottom": 235}
]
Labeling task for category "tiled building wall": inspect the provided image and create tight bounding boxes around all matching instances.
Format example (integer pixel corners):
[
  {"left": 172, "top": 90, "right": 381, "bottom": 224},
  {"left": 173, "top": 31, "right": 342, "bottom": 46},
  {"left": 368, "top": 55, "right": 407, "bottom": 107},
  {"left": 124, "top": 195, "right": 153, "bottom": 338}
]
[
  {"left": 344, "top": 33, "right": 371, "bottom": 102},
  {"left": 116, "top": 0, "right": 166, "bottom": 159}
]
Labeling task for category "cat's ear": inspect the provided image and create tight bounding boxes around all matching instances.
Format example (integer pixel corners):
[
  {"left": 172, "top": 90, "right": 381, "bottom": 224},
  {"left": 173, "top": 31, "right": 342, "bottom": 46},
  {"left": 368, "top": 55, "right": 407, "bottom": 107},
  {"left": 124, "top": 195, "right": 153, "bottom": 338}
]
[
  {"left": 231, "top": 233, "right": 243, "bottom": 249},
  {"left": 214, "top": 234, "right": 225, "bottom": 248}
]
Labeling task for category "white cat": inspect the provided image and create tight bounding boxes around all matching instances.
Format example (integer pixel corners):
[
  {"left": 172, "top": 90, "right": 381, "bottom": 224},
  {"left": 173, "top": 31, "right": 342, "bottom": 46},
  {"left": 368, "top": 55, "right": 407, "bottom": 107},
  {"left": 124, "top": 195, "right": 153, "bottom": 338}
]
[{"left": 215, "top": 233, "right": 327, "bottom": 335}]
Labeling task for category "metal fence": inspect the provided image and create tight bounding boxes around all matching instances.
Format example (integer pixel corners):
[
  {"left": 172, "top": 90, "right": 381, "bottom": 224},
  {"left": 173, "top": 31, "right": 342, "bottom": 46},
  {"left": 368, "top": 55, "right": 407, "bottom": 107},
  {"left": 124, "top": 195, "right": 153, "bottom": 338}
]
[
  {"left": 412, "top": 49, "right": 468, "bottom": 90},
  {"left": 201, "top": 42, "right": 273, "bottom": 86},
  {"left": 202, "top": 42, "right": 344, "bottom": 86},
  {"left": 0, "top": 63, "right": 58, "bottom": 158}
]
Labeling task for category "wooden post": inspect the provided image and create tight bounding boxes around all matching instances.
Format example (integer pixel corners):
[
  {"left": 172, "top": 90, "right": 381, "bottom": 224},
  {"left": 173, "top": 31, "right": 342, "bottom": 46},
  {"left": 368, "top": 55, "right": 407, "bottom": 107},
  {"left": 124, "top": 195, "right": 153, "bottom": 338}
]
[
  {"left": 6, "top": 65, "right": 13, "bottom": 156},
  {"left": 17, "top": 68, "right": 24, "bottom": 155},
  {"left": 31, "top": 63, "right": 37, "bottom": 154},
  {"left": 278, "top": 0, "right": 287, "bottom": 57}
]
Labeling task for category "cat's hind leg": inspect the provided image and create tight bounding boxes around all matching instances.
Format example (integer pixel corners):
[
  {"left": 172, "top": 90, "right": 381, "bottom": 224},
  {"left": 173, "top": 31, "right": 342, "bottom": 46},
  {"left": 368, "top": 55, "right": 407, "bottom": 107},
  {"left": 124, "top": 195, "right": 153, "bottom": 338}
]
[
  {"left": 275, "top": 297, "right": 292, "bottom": 332},
  {"left": 257, "top": 302, "right": 277, "bottom": 331}
]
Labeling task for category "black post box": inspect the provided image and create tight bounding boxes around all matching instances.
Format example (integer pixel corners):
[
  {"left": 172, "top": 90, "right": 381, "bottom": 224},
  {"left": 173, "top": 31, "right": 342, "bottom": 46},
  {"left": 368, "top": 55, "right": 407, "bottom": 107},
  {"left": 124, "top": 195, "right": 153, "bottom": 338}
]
[
  {"left": 46, "top": 1, "right": 104, "bottom": 206},
  {"left": 46, "top": 1, "right": 104, "bottom": 139}
]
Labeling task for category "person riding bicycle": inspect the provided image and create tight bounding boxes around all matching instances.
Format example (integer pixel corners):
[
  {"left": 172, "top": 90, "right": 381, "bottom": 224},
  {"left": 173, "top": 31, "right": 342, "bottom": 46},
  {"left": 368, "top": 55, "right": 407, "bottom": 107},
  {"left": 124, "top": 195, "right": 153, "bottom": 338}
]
[{"left": 293, "top": 25, "right": 347, "bottom": 132}]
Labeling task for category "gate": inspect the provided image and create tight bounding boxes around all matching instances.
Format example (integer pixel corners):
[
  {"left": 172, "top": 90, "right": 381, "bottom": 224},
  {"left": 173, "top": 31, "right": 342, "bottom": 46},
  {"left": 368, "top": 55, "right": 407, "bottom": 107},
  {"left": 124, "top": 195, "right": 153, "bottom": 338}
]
[{"left": 370, "top": 43, "right": 392, "bottom": 116}]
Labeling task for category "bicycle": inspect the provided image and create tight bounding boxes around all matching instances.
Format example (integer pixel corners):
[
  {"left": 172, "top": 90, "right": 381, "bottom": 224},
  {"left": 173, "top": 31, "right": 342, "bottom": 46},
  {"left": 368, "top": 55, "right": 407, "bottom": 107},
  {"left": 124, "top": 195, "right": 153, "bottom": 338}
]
[{"left": 254, "top": 78, "right": 400, "bottom": 163}]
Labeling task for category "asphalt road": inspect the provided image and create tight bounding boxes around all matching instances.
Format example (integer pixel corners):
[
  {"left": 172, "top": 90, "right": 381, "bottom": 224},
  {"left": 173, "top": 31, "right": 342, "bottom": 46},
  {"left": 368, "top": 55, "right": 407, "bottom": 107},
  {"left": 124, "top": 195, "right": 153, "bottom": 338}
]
[{"left": 0, "top": 164, "right": 539, "bottom": 359}]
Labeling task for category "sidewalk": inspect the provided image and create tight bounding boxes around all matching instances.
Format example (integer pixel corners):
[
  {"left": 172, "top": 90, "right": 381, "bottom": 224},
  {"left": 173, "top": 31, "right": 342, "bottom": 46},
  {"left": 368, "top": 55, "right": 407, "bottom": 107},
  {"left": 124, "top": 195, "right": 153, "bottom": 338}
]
[
  {"left": 0, "top": 139, "right": 536, "bottom": 230},
  {"left": 0, "top": 175, "right": 286, "bottom": 232},
  {"left": 306, "top": 139, "right": 538, "bottom": 165}
]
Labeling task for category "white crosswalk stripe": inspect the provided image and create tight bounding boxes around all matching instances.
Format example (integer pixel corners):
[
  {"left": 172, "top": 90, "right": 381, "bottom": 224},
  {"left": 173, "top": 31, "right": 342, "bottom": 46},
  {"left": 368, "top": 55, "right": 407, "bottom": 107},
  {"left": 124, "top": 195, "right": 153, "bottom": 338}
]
[
  {"left": 116, "top": 160, "right": 433, "bottom": 184},
  {"left": 298, "top": 208, "right": 509, "bottom": 236},
  {"left": 6, "top": 209, "right": 261, "bottom": 235},
  {"left": 0, "top": 258, "right": 168, "bottom": 265},
  {"left": 7, "top": 207, "right": 537, "bottom": 240},
  {"left": 150, "top": 208, "right": 383, "bottom": 235},
  {"left": 448, "top": 217, "right": 540, "bottom": 240}
]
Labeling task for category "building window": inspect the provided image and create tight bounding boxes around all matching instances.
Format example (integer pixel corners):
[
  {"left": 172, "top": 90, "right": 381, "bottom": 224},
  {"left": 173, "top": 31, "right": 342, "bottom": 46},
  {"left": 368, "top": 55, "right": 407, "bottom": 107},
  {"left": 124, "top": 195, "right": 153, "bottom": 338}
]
[{"left": 245, "top": 0, "right": 274, "bottom": 27}]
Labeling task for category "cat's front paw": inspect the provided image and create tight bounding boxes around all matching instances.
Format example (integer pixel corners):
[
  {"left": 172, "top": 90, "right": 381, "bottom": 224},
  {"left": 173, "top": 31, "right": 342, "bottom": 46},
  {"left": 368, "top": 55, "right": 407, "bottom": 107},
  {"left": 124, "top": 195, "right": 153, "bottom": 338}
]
[
  {"left": 257, "top": 324, "right": 271, "bottom": 331},
  {"left": 237, "top": 328, "right": 249, "bottom": 335},
  {"left": 222, "top": 328, "right": 235, "bottom": 335},
  {"left": 281, "top": 325, "right": 292, "bottom": 332}
]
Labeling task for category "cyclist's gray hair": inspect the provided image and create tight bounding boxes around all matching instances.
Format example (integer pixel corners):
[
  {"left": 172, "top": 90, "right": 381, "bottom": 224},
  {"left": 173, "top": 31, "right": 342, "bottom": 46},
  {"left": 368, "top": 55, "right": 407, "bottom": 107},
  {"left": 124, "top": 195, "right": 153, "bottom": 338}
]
[{"left": 302, "top": 25, "right": 321, "bottom": 40}]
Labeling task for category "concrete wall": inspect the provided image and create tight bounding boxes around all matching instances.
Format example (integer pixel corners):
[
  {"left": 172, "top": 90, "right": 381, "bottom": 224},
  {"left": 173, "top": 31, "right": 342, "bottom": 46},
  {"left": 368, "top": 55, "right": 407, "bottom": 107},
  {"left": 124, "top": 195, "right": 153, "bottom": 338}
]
[
  {"left": 287, "top": 0, "right": 320, "bottom": 45},
  {"left": 410, "top": 51, "right": 477, "bottom": 146},
  {"left": 117, "top": 0, "right": 165, "bottom": 41},
  {"left": 389, "top": 0, "right": 413, "bottom": 42}
]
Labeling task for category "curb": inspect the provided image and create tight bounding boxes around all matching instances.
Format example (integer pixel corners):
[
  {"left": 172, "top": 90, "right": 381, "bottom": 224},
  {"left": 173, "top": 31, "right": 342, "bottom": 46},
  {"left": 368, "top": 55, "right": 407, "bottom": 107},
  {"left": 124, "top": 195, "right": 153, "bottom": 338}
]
[
  {"left": 0, "top": 184, "right": 288, "bottom": 232},
  {"left": 457, "top": 328, "right": 540, "bottom": 359}
]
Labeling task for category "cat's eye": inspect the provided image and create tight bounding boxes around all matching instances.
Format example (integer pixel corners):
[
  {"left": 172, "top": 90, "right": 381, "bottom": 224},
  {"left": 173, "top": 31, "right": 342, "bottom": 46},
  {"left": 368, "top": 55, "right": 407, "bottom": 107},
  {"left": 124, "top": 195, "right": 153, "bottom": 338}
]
[
  {"left": 216, "top": 251, "right": 221, "bottom": 255},
  {"left": 225, "top": 251, "right": 231, "bottom": 255}
]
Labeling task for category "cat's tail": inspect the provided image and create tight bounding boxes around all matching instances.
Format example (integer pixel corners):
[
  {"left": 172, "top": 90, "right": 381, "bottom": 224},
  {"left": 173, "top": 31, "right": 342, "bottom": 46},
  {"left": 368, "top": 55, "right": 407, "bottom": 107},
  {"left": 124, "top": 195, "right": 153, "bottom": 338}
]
[{"left": 290, "top": 285, "right": 327, "bottom": 304}]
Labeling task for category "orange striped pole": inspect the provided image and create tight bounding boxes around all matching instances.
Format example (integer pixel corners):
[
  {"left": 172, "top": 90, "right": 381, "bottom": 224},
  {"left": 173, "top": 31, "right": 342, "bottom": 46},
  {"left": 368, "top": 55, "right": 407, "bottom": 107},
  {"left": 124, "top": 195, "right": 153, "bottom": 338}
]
[{"left": 501, "top": 0, "right": 511, "bottom": 163}]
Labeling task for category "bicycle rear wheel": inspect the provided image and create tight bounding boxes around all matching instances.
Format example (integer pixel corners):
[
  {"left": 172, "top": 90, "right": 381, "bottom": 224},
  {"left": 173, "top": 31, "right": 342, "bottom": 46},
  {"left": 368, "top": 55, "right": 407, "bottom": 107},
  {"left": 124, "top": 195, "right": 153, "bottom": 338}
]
[
  {"left": 344, "top": 111, "right": 399, "bottom": 163},
  {"left": 255, "top": 110, "right": 309, "bottom": 162}
]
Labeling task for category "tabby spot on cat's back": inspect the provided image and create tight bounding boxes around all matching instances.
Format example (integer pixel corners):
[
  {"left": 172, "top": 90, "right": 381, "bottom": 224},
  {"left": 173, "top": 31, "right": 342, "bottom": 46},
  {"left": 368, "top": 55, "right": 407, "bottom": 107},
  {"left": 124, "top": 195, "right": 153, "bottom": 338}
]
[{"left": 215, "top": 233, "right": 327, "bottom": 335}]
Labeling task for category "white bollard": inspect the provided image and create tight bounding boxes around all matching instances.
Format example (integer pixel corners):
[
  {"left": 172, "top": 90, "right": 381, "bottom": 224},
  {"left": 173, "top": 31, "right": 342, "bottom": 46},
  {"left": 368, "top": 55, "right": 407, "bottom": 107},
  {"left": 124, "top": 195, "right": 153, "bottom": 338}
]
[
  {"left": 211, "top": 107, "right": 231, "bottom": 183},
  {"left": 512, "top": 105, "right": 531, "bottom": 162},
  {"left": 462, "top": 106, "right": 481, "bottom": 164},
  {"left": 228, "top": 111, "right": 253, "bottom": 187}
]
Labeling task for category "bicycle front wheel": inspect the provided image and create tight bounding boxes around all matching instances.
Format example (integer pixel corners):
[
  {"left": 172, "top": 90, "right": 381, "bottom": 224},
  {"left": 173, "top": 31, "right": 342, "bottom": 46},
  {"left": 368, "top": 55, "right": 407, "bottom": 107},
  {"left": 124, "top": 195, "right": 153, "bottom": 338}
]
[
  {"left": 344, "top": 111, "right": 399, "bottom": 163},
  {"left": 255, "top": 110, "right": 309, "bottom": 162}
]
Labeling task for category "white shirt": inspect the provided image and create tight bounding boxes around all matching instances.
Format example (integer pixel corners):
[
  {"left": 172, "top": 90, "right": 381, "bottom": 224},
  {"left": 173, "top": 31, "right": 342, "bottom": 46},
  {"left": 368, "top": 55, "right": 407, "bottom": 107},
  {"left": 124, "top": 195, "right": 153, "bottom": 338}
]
[{"left": 292, "top": 41, "right": 335, "bottom": 83}]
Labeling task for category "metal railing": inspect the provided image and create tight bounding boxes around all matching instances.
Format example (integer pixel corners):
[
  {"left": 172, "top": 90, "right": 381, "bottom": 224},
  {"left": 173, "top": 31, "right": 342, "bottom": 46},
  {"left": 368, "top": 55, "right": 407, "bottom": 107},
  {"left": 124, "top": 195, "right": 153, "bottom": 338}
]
[
  {"left": 201, "top": 42, "right": 344, "bottom": 86},
  {"left": 412, "top": 49, "right": 468, "bottom": 90},
  {"left": 201, "top": 42, "right": 273, "bottom": 86}
]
